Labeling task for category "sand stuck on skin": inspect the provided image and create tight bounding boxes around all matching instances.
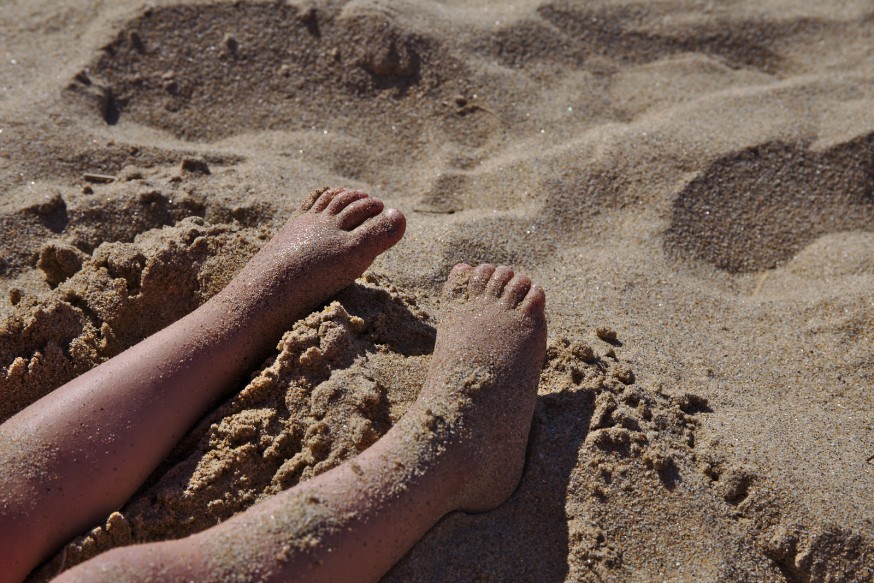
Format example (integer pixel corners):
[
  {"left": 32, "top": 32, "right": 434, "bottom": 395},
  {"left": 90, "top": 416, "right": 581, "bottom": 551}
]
[{"left": 1, "top": 1, "right": 872, "bottom": 581}]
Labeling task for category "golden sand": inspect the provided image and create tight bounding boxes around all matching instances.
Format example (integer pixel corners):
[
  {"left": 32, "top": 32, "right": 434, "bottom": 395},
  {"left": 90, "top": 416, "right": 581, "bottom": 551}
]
[{"left": 1, "top": 1, "right": 872, "bottom": 580}]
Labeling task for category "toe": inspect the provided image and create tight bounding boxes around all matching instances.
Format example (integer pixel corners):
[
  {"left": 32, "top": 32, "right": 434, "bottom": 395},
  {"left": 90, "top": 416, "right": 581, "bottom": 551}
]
[
  {"left": 485, "top": 266, "right": 514, "bottom": 298},
  {"left": 353, "top": 207, "right": 406, "bottom": 253},
  {"left": 300, "top": 187, "right": 330, "bottom": 212},
  {"left": 501, "top": 273, "right": 532, "bottom": 308},
  {"left": 520, "top": 283, "right": 546, "bottom": 316},
  {"left": 311, "top": 187, "right": 344, "bottom": 212},
  {"left": 442, "top": 263, "right": 473, "bottom": 300},
  {"left": 338, "top": 197, "right": 384, "bottom": 230},
  {"left": 468, "top": 264, "right": 496, "bottom": 296},
  {"left": 327, "top": 190, "right": 368, "bottom": 215}
]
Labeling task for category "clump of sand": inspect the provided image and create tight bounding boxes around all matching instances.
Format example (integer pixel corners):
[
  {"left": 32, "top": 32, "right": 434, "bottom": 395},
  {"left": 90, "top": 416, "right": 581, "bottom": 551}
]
[{"left": 1, "top": 214, "right": 266, "bottom": 423}]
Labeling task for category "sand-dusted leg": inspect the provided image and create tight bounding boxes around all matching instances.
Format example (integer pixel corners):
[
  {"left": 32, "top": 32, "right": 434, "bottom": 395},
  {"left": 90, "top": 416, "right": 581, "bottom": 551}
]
[
  {"left": 54, "top": 264, "right": 547, "bottom": 583},
  {"left": 0, "top": 189, "right": 405, "bottom": 583}
]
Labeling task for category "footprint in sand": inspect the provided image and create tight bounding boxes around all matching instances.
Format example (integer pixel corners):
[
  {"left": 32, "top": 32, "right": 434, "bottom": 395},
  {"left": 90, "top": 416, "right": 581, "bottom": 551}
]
[{"left": 665, "top": 133, "right": 874, "bottom": 273}]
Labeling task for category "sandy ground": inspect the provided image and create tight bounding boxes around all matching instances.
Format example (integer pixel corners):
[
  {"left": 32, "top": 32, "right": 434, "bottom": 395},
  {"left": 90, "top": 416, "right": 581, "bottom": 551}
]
[{"left": 1, "top": 0, "right": 872, "bottom": 581}]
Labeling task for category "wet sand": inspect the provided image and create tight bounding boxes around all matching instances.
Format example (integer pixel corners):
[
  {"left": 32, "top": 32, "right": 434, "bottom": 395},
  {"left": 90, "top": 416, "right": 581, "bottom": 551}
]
[{"left": 1, "top": 0, "right": 872, "bottom": 581}]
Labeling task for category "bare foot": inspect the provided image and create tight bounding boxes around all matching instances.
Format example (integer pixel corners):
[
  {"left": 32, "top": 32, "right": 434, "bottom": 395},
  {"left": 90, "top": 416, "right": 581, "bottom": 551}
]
[
  {"left": 221, "top": 187, "right": 406, "bottom": 329},
  {"left": 415, "top": 263, "right": 547, "bottom": 512}
]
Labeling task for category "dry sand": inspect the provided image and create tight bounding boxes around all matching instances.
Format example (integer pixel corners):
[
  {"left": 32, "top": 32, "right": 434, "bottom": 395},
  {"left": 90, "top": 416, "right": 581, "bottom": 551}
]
[{"left": 1, "top": 0, "right": 872, "bottom": 581}]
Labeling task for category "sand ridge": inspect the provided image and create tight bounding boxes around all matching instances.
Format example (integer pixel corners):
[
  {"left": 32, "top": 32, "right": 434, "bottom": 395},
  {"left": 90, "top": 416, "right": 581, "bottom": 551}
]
[{"left": 1, "top": 0, "right": 873, "bottom": 581}]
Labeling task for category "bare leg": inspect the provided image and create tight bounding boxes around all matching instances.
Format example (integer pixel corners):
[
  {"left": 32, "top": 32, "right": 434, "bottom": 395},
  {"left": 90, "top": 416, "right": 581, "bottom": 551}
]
[
  {"left": 0, "top": 188, "right": 405, "bottom": 583},
  {"left": 55, "top": 264, "right": 547, "bottom": 583}
]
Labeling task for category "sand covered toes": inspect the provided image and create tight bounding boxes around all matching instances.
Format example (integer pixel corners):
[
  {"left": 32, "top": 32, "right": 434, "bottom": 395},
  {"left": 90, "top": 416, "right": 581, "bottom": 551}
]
[
  {"left": 274, "top": 186, "right": 405, "bottom": 280},
  {"left": 228, "top": 187, "right": 406, "bottom": 327}
]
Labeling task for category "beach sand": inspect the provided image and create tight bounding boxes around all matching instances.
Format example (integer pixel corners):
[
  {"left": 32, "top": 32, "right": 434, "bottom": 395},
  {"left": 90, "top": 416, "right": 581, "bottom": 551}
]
[{"left": 1, "top": 0, "right": 872, "bottom": 580}]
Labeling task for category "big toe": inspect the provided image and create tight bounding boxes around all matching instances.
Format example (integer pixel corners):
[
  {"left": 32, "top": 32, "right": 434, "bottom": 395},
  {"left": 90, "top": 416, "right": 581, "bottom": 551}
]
[{"left": 354, "top": 207, "right": 406, "bottom": 253}]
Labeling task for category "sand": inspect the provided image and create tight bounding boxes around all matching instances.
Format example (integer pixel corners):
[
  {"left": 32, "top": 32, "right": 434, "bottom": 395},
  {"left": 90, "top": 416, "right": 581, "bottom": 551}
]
[{"left": 1, "top": 0, "right": 872, "bottom": 580}]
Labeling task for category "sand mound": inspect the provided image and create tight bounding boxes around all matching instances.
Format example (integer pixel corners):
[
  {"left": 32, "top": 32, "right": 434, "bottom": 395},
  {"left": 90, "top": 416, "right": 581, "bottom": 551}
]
[{"left": 0, "top": 214, "right": 265, "bottom": 422}]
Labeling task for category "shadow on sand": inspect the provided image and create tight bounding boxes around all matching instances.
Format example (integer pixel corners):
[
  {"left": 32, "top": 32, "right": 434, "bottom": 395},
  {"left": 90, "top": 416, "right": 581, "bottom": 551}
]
[{"left": 385, "top": 386, "right": 594, "bottom": 582}]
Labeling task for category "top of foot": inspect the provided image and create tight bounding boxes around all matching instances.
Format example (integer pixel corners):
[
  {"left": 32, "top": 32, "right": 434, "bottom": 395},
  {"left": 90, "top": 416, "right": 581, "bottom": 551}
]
[{"left": 227, "top": 187, "right": 406, "bottom": 328}]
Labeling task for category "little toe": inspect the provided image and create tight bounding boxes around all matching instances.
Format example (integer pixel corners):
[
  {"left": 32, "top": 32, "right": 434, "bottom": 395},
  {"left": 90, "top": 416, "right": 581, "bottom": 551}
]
[
  {"left": 327, "top": 190, "right": 368, "bottom": 215},
  {"left": 520, "top": 283, "right": 546, "bottom": 316},
  {"left": 468, "top": 264, "right": 496, "bottom": 297},
  {"left": 311, "top": 187, "right": 345, "bottom": 212},
  {"left": 442, "top": 263, "right": 473, "bottom": 300},
  {"left": 300, "top": 187, "right": 330, "bottom": 212},
  {"left": 501, "top": 273, "right": 532, "bottom": 308},
  {"left": 484, "top": 266, "right": 515, "bottom": 298},
  {"left": 338, "top": 197, "right": 385, "bottom": 230},
  {"left": 352, "top": 207, "right": 407, "bottom": 253}
]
